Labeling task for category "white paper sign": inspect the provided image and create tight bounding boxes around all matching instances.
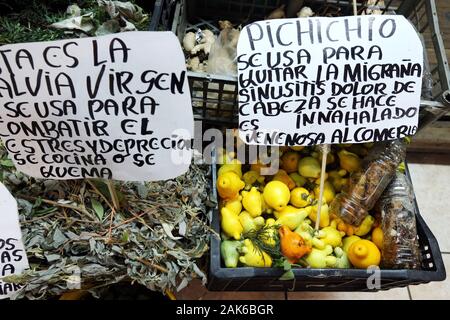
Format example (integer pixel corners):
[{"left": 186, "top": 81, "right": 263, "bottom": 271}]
[
  {"left": 0, "top": 182, "right": 29, "bottom": 299},
  {"left": 237, "top": 15, "right": 423, "bottom": 146},
  {"left": 0, "top": 31, "right": 193, "bottom": 181}
]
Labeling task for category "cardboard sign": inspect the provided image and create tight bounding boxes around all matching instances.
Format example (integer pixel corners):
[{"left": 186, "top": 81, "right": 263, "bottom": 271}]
[
  {"left": 0, "top": 32, "right": 193, "bottom": 181},
  {"left": 237, "top": 15, "right": 423, "bottom": 146},
  {"left": 0, "top": 183, "right": 29, "bottom": 299}
]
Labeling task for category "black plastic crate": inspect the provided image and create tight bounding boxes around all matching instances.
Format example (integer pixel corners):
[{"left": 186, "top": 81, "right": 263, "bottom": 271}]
[
  {"left": 150, "top": 0, "right": 450, "bottom": 128},
  {"left": 208, "top": 158, "right": 446, "bottom": 291}
]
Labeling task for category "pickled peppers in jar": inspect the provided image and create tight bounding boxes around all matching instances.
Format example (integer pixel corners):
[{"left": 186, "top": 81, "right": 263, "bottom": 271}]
[
  {"left": 377, "top": 172, "right": 421, "bottom": 269},
  {"left": 330, "top": 140, "right": 407, "bottom": 226}
]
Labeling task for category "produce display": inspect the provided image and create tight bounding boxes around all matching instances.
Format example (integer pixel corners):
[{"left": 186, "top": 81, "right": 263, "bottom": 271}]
[{"left": 217, "top": 140, "right": 420, "bottom": 271}]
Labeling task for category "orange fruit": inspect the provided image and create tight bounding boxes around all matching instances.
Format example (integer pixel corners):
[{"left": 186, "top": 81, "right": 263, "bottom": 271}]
[
  {"left": 272, "top": 170, "right": 296, "bottom": 190},
  {"left": 251, "top": 162, "right": 269, "bottom": 175},
  {"left": 371, "top": 227, "right": 384, "bottom": 250},
  {"left": 281, "top": 151, "right": 300, "bottom": 173}
]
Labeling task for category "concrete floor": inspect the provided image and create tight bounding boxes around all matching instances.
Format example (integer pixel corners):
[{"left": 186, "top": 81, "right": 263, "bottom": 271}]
[{"left": 175, "top": 154, "right": 450, "bottom": 300}]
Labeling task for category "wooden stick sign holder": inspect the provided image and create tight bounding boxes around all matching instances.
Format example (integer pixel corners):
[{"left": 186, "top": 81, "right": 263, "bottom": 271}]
[
  {"left": 314, "top": 144, "right": 329, "bottom": 232},
  {"left": 314, "top": 0, "right": 358, "bottom": 232}
]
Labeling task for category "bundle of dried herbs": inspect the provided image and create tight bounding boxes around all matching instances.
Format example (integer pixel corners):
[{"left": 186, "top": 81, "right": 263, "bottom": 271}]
[
  {"left": 1, "top": 144, "right": 215, "bottom": 299},
  {"left": 0, "top": 0, "right": 150, "bottom": 45}
]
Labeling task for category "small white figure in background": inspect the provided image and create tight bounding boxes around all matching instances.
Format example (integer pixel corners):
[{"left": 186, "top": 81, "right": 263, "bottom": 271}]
[
  {"left": 182, "top": 32, "right": 196, "bottom": 52},
  {"left": 191, "top": 29, "right": 215, "bottom": 55},
  {"left": 297, "top": 6, "right": 314, "bottom": 18}
]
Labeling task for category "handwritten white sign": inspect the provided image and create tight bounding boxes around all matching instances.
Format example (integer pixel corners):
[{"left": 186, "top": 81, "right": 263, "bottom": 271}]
[
  {"left": 0, "top": 31, "right": 193, "bottom": 181},
  {"left": 237, "top": 15, "right": 423, "bottom": 146},
  {"left": 0, "top": 182, "right": 29, "bottom": 299}
]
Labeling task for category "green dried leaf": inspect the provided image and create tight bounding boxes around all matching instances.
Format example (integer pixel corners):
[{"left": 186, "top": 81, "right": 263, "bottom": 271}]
[
  {"left": 243, "top": 223, "right": 282, "bottom": 259},
  {"left": 33, "top": 206, "right": 58, "bottom": 216},
  {"left": 91, "top": 199, "right": 104, "bottom": 220},
  {"left": 121, "top": 230, "right": 129, "bottom": 243},
  {"left": 283, "top": 259, "right": 292, "bottom": 271},
  {"left": 95, "top": 19, "right": 120, "bottom": 36},
  {"left": 0, "top": 159, "right": 14, "bottom": 167},
  {"left": 279, "top": 270, "right": 295, "bottom": 281},
  {"left": 17, "top": 199, "right": 33, "bottom": 216},
  {"left": 33, "top": 197, "right": 42, "bottom": 208},
  {"left": 162, "top": 223, "right": 182, "bottom": 240}
]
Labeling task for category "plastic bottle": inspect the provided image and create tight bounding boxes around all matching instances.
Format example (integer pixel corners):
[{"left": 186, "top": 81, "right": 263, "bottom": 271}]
[
  {"left": 377, "top": 172, "right": 421, "bottom": 269},
  {"left": 330, "top": 139, "right": 406, "bottom": 226}
]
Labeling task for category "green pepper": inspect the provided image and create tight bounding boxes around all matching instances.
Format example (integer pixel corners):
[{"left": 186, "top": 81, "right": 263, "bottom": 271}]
[
  {"left": 220, "top": 240, "right": 242, "bottom": 268},
  {"left": 334, "top": 247, "right": 351, "bottom": 269}
]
